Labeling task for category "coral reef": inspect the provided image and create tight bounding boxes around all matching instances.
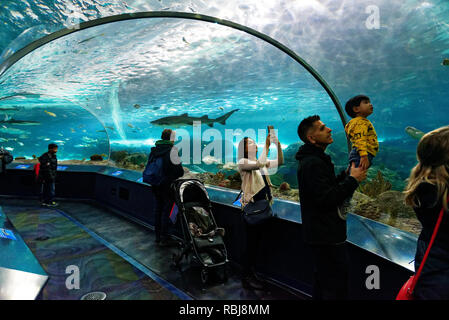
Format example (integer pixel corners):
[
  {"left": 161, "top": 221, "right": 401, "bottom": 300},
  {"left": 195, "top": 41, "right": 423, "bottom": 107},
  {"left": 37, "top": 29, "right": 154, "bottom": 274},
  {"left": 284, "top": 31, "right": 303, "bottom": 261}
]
[
  {"left": 358, "top": 170, "right": 392, "bottom": 198},
  {"left": 90, "top": 154, "right": 104, "bottom": 161},
  {"left": 350, "top": 190, "right": 420, "bottom": 234},
  {"left": 279, "top": 182, "right": 291, "bottom": 192},
  {"left": 110, "top": 150, "right": 129, "bottom": 163}
]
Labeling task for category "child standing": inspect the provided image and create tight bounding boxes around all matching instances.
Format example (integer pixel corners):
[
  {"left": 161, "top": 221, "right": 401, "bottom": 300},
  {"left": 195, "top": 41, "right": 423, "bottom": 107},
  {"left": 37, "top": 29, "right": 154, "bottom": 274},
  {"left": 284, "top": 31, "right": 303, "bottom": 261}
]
[{"left": 339, "top": 95, "right": 379, "bottom": 219}]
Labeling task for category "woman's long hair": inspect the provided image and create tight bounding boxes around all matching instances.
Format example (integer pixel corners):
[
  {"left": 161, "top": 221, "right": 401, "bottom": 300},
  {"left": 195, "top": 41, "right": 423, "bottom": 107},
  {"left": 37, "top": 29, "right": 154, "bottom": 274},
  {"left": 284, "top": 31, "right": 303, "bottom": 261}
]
[
  {"left": 237, "top": 137, "right": 250, "bottom": 160},
  {"left": 404, "top": 126, "right": 449, "bottom": 211}
]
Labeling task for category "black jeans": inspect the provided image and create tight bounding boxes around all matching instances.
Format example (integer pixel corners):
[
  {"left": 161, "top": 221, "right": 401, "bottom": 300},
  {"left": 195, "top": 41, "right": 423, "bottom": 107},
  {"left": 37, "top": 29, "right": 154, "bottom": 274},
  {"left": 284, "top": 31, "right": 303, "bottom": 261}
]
[
  {"left": 310, "top": 242, "right": 349, "bottom": 300},
  {"left": 242, "top": 220, "right": 268, "bottom": 277},
  {"left": 153, "top": 187, "right": 173, "bottom": 242},
  {"left": 414, "top": 239, "right": 449, "bottom": 300},
  {"left": 40, "top": 181, "right": 55, "bottom": 203}
]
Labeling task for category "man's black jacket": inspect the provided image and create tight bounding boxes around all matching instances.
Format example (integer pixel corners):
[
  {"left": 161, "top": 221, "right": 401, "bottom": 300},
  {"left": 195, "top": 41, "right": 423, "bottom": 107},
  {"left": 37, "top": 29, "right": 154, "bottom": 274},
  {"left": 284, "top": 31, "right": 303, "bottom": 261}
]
[
  {"left": 296, "top": 143, "right": 358, "bottom": 245},
  {"left": 0, "top": 149, "right": 13, "bottom": 175},
  {"left": 148, "top": 140, "right": 184, "bottom": 193},
  {"left": 38, "top": 152, "right": 58, "bottom": 183}
]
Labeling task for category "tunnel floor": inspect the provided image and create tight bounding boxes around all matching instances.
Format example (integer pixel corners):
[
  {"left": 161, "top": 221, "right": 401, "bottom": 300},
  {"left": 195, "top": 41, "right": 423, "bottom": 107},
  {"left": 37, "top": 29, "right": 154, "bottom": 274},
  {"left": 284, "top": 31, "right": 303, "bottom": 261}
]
[{"left": 0, "top": 197, "right": 305, "bottom": 300}]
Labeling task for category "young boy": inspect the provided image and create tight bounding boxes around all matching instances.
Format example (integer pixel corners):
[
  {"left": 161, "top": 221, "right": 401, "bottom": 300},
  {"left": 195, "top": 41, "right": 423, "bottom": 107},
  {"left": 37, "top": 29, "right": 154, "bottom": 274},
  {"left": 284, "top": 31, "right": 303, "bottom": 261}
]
[
  {"left": 344, "top": 95, "right": 379, "bottom": 171},
  {"left": 38, "top": 143, "right": 58, "bottom": 207},
  {"left": 339, "top": 95, "right": 379, "bottom": 219}
]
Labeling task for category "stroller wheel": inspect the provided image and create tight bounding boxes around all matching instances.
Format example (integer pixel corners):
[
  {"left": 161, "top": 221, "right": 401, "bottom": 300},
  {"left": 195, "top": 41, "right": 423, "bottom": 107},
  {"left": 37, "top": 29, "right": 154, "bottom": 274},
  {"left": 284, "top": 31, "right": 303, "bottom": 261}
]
[{"left": 200, "top": 268, "right": 209, "bottom": 284}]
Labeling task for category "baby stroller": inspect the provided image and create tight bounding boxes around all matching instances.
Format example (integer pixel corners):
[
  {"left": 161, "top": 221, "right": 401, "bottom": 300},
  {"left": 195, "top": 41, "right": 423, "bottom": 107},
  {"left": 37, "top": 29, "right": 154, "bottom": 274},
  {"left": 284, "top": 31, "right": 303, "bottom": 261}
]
[{"left": 171, "top": 178, "right": 228, "bottom": 284}]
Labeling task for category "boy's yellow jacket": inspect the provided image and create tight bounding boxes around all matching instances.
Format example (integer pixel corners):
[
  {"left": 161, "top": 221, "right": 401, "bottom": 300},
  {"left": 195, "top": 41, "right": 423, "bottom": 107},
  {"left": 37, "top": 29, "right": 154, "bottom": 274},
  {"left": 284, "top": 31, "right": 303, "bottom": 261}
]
[{"left": 345, "top": 117, "right": 379, "bottom": 157}]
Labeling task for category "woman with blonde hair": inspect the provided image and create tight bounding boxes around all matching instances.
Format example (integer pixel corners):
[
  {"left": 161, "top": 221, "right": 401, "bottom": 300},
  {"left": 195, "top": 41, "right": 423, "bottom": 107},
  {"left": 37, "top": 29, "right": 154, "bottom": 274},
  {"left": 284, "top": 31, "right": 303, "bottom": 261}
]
[
  {"left": 237, "top": 130, "right": 284, "bottom": 290},
  {"left": 404, "top": 125, "right": 449, "bottom": 299}
]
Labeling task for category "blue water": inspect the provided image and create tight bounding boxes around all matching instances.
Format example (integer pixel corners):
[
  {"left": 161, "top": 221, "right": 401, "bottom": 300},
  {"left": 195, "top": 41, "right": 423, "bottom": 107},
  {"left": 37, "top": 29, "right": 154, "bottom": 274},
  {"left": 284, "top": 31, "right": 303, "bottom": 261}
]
[{"left": 0, "top": 0, "right": 448, "bottom": 189}]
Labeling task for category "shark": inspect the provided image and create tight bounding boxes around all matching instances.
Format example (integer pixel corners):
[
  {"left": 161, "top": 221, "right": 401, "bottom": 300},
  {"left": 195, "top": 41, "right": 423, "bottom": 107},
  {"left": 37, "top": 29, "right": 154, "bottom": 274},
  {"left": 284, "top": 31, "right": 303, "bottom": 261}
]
[
  {"left": 0, "top": 127, "right": 30, "bottom": 135},
  {"left": 405, "top": 126, "right": 425, "bottom": 140},
  {"left": 150, "top": 109, "right": 239, "bottom": 128},
  {"left": 0, "top": 116, "right": 40, "bottom": 126},
  {"left": 0, "top": 106, "right": 21, "bottom": 112}
]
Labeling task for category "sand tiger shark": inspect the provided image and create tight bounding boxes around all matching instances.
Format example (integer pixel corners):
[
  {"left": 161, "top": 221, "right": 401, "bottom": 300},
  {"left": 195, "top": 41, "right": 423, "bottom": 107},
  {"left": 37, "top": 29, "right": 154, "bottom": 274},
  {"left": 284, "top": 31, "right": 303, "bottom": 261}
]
[
  {"left": 151, "top": 109, "right": 239, "bottom": 128},
  {"left": 0, "top": 115, "right": 40, "bottom": 126}
]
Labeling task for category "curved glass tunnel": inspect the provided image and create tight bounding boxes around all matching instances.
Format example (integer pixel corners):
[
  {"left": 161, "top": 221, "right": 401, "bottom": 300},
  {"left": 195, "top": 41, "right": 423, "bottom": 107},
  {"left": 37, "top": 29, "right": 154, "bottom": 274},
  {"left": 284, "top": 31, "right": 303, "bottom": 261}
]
[
  {"left": 1, "top": 3, "right": 449, "bottom": 237},
  {"left": 0, "top": 17, "right": 340, "bottom": 173}
]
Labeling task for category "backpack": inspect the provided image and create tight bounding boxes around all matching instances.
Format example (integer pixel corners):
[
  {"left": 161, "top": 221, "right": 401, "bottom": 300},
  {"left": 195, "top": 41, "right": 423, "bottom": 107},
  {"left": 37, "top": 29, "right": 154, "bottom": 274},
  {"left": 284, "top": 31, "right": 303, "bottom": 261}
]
[
  {"left": 33, "top": 163, "right": 41, "bottom": 181},
  {"left": 142, "top": 154, "right": 165, "bottom": 186}
]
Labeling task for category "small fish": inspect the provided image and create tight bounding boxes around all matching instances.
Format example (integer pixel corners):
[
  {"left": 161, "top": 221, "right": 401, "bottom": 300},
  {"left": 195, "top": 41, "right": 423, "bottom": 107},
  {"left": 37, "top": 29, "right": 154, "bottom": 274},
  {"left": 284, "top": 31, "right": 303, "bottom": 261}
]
[
  {"left": 443, "top": 58, "right": 449, "bottom": 66},
  {"left": 133, "top": 104, "right": 141, "bottom": 109},
  {"left": 78, "top": 36, "right": 97, "bottom": 44},
  {"left": 96, "top": 129, "right": 107, "bottom": 133},
  {"left": 153, "top": 107, "right": 160, "bottom": 110},
  {"left": 58, "top": 133, "right": 63, "bottom": 136},
  {"left": 105, "top": 126, "right": 115, "bottom": 131},
  {"left": 219, "top": 107, "right": 224, "bottom": 110},
  {"left": 70, "top": 128, "right": 76, "bottom": 133},
  {"left": 182, "top": 37, "right": 190, "bottom": 45},
  {"left": 44, "top": 138, "right": 50, "bottom": 141},
  {"left": 202, "top": 155, "right": 221, "bottom": 165},
  {"left": 17, "top": 142, "right": 24, "bottom": 146},
  {"left": 127, "top": 123, "right": 134, "bottom": 129},
  {"left": 82, "top": 129, "right": 87, "bottom": 133},
  {"left": 96, "top": 106, "right": 102, "bottom": 110},
  {"left": 5, "top": 147, "right": 14, "bottom": 151},
  {"left": 44, "top": 110, "right": 56, "bottom": 117}
]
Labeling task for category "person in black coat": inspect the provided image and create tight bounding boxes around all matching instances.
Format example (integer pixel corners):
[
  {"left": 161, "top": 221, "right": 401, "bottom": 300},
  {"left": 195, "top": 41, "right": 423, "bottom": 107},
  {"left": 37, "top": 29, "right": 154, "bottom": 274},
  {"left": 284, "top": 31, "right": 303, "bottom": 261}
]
[
  {"left": 404, "top": 126, "right": 449, "bottom": 299},
  {"left": 38, "top": 143, "right": 58, "bottom": 206},
  {"left": 148, "top": 129, "right": 184, "bottom": 246},
  {"left": 0, "top": 147, "right": 13, "bottom": 177},
  {"left": 296, "top": 115, "right": 367, "bottom": 300}
]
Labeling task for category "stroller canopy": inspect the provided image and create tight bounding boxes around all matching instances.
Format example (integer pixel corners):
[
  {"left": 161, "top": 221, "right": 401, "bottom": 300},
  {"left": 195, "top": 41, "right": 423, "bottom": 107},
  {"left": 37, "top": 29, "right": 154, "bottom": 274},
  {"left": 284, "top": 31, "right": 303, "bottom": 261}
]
[{"left": 175, "top": 179, "right": 210, "bottom": 205}]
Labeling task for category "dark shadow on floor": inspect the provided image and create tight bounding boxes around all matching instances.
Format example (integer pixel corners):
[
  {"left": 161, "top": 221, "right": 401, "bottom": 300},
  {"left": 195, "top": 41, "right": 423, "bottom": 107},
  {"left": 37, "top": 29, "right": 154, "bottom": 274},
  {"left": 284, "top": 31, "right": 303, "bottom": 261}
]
[{"left": 0, "top": 197, "right": 306, "bottom": 300}]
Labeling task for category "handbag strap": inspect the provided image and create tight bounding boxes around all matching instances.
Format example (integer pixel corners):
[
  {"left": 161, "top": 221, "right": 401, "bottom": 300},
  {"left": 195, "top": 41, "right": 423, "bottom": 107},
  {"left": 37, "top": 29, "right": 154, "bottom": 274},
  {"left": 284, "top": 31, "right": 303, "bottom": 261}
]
[
  {"left": 234, "top": 190, "right": 243, "bottom": 202},
  {"left": 235, "top": 167, "right": 270, "bottom": 204},
  {"left": 410, "top": 195, "right": 449, "bottom": 293}
]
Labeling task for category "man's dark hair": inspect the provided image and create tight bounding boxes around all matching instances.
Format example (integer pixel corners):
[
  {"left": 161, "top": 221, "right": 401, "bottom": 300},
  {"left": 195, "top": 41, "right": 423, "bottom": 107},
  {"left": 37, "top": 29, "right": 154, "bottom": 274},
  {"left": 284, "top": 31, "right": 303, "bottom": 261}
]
[
  {"left": 345, "top": 95, "right": 370, "bottom": 118},
  {"left": 298, "top": 115, "right": 320, "bottom": 144},
  {"left": 161, "top": 129, "right": 173, "bottom": 141},
  {"left": 48, "top": 143, "right": 58, "bottom": 150}
]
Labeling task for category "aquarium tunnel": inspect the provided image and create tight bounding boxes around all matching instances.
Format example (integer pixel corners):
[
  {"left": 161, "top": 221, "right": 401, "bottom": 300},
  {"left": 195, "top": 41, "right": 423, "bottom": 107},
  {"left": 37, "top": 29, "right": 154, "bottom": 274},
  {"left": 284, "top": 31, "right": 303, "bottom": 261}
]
[{"left": 0, "top": 0, "right": 448, "bottom": 300}]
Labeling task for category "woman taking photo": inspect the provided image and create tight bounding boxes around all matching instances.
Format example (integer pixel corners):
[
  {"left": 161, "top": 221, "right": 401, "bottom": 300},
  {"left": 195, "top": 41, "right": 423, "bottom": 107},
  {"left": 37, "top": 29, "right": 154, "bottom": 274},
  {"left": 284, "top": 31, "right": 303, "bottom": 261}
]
[
  {"left": 237, "top": 129, "right": 284, "bottom": 290},
  {"left": 404, "top": 125, "right": 449, "bottom": 299}
]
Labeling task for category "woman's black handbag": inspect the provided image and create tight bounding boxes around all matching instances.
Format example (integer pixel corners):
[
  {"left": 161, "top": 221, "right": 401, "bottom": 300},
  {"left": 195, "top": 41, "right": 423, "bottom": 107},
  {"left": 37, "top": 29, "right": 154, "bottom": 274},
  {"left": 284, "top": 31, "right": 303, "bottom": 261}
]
[
  {"left": 243, "top": 199, "right": 273, "bottom": 225},
  {"left": 235, "top": 190, "right": 273, "bottom": 225}
]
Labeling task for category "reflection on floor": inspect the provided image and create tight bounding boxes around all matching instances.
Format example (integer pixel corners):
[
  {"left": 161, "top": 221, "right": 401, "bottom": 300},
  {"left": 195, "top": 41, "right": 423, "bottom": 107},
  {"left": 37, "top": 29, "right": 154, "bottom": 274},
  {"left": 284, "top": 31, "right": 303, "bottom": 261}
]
[{"left": 0, "top": 198, "right": 305, "bottom": 300}]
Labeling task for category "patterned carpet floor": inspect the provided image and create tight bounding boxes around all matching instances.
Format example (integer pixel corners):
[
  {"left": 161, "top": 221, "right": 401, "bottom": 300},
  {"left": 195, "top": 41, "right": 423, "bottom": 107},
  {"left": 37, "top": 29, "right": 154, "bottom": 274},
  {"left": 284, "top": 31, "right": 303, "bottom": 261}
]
[{"left": 3, "top": 205, "right": 182, "bottom": 300}]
